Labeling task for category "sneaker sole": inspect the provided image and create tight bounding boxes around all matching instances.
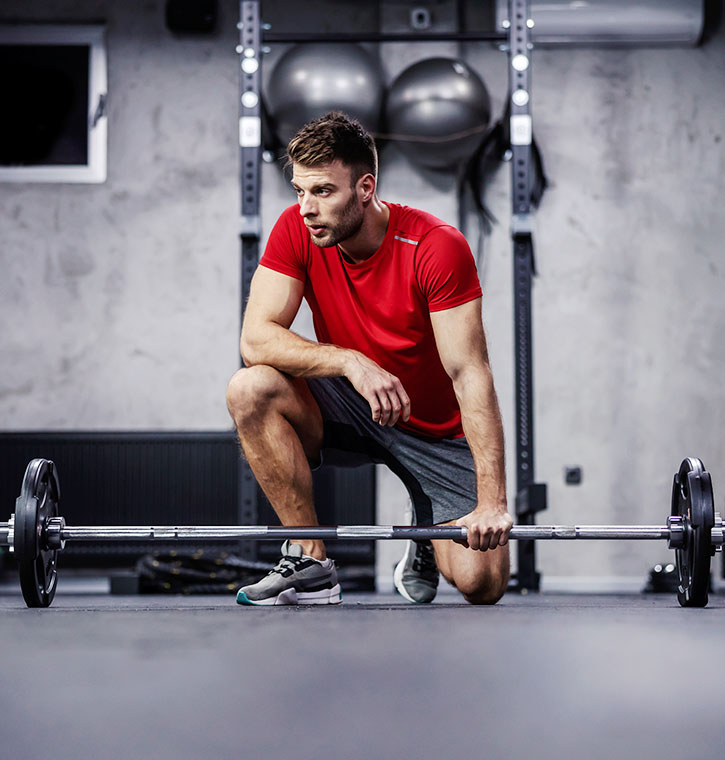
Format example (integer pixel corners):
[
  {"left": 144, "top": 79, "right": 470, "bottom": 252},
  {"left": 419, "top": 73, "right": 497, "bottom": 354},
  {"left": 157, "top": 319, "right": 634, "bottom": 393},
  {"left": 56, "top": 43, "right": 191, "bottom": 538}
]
[
  {"left": 393, "top": 555, "right": 418, "bottom": 604},
  {"left": 237, "top": 583, "right": 343, "bottom": 606}
]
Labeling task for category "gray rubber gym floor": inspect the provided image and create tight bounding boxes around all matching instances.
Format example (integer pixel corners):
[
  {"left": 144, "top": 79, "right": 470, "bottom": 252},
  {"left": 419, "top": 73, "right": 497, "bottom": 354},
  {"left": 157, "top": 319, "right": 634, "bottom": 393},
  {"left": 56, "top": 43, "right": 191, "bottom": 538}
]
[{"left": 1, "top": 587, "right": 722, "bottom": 760}]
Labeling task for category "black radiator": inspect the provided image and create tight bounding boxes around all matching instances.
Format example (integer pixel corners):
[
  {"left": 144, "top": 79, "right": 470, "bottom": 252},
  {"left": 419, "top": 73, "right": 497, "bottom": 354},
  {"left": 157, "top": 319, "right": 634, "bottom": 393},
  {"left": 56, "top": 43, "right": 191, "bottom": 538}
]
[{"left": 0, "top": 432, "right": 375, "bottom": 568}]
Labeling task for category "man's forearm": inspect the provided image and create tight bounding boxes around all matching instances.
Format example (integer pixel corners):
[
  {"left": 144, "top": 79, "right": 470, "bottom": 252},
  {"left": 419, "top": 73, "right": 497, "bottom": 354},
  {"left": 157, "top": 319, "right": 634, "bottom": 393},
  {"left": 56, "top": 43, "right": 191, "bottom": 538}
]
[
  {"left": 241, "top": 322, "right": 352, "bottom": 378},
  {"left": 452, "top": 365, "right": 507, "bottom": 510}
]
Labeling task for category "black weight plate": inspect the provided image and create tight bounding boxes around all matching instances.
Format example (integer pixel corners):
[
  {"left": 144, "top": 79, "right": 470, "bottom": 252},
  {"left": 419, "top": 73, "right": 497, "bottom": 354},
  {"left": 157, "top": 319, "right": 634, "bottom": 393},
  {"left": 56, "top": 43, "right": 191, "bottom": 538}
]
[
  {"left": 14, "top": 458, "right": 61, "bottom": 608},
  {"left": 671, "top": 457, "right": 714, "bottom": 608}
]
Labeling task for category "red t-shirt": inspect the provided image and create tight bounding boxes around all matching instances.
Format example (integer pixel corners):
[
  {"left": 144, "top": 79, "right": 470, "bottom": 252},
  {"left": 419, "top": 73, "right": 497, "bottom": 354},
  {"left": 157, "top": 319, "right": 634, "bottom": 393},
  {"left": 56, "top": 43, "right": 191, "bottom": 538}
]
[{"left": 259, "top": 202, "right": 482, "bottom": 439}]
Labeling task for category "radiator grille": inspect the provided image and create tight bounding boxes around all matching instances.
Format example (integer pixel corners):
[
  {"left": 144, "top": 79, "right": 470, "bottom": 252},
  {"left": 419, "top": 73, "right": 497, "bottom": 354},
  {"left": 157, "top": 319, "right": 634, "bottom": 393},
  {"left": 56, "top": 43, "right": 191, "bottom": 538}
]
[{"left": 0, "top": 432, "right": 375, "bottom": 567}]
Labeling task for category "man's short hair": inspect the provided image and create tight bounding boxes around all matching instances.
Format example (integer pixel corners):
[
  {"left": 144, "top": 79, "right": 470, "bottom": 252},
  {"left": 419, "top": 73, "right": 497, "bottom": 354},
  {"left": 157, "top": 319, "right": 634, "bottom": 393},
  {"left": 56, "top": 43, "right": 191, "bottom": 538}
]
[{"left": 286, "top": 111, "right": 378, "bottom": 185}]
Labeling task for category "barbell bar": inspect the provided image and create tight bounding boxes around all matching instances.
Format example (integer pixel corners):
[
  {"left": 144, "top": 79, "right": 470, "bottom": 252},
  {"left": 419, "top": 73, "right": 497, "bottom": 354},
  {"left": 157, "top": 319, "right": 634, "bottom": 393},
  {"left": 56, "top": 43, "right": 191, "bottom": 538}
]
[
  {"left": 1, "top": 457, "right": 720, "bottom": 609},
  {"left": 0, "top": 522, "right": 692, "bottom": 543}
]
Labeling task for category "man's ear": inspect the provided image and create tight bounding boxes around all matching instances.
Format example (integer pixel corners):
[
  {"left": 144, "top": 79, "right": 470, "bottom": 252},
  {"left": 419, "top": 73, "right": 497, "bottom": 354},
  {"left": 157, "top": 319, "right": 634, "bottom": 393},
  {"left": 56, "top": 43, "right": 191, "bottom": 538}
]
[{"left": 358, "top": 173, "right": 376, "bottom": 203}]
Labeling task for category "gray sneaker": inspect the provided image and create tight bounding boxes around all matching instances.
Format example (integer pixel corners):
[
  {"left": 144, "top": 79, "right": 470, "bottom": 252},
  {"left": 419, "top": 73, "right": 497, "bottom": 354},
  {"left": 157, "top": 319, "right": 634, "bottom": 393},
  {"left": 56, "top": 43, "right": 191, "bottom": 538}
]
[
  {"left": 393, "top": 539, "right": 439, "bottom": 603},
  {"left": 237, "top": 540, "right": 342, "bottom": 606}
]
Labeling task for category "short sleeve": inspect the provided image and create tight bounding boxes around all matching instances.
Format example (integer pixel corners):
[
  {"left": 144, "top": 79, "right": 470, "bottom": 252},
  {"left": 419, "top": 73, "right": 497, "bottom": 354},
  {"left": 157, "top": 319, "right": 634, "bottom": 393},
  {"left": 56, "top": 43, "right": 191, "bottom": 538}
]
[
  {"left": 415, "top": 226, "right": 482, "bottom": 312},
  {"left": 259, "top": 205, "right": 308, "bottom": 282}
]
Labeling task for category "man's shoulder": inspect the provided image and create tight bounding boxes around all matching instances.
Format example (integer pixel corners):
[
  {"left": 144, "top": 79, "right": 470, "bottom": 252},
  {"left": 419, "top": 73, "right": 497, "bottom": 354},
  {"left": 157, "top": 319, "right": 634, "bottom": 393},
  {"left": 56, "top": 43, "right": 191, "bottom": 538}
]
[
  {"left": 386, "top": 202, "right": 463, "bottom": 244},
  {"left": 388, "top": 202, "right": 447, "bottom": 234},
  {"left": 268, "top": 204, "right": 308, "bottom": 251},
  {"left": 278, "top": 203, "right": 304, "bottom": 226},
  {"left": 261, "top": 204, "right": 309, "bottom": 278}
]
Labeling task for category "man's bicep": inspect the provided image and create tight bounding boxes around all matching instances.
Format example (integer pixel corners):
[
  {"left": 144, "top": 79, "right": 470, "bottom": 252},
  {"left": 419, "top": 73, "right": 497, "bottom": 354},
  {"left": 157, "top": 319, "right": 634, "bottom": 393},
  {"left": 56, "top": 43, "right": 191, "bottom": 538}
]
[
  {"left": 430, "top": 298, "right": 489, "bottom": 380},
  {"left": 244, "top": 265, "right": 305, "bottom": 331}
]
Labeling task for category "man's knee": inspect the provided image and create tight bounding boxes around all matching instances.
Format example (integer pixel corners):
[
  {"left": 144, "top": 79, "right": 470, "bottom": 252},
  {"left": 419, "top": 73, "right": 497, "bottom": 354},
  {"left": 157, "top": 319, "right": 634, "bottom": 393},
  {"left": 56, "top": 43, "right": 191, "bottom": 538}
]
[
  {"left": 226, "top": 365, "right": 288, "bottom": 422},
  {"left": 453, "top": 554, "right": 510, "bottom": 606},
  {"left": 461, "top": 573, "right": 508, "bottom": 606}
]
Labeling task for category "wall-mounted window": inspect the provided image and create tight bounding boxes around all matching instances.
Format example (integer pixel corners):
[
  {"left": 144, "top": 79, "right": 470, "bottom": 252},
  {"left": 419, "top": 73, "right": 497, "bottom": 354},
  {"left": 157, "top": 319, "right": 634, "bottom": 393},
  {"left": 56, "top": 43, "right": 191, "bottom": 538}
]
[{"left": 0, "top": 24, "right": 107, "bottom": 183}]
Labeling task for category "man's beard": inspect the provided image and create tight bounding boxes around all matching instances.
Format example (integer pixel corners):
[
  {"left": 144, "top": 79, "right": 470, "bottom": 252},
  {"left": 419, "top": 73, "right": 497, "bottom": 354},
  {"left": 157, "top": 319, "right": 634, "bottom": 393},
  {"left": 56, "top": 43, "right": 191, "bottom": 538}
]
[{"left": 308, "top": 192, "right": 364, "bottom": 248}]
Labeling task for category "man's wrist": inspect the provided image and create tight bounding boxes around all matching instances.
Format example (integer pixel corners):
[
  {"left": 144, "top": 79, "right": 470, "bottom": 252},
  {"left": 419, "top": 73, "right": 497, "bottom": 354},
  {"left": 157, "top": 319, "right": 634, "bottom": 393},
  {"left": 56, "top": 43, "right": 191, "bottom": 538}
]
[
  {"left": 337, "top": 347, "right": 358, "bottom": 378},
  {"left": 474, "top": 499, "right": 508, "bottom": 514}
]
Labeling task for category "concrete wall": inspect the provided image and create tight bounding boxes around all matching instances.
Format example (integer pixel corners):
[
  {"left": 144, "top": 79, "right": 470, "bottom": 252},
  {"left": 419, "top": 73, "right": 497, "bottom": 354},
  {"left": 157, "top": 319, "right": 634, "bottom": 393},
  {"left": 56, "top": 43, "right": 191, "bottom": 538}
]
[
  {"left": 1, "top": 0, "right": 241, "bottom": 430},
  {"left": 1, "top": 0, "right": 724, "bottom": 581}
]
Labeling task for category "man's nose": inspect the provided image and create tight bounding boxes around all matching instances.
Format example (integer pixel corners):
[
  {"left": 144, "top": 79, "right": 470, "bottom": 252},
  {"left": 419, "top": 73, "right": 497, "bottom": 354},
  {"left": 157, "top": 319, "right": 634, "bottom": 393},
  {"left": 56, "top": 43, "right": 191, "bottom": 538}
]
[{"left": 299, "top": 193, "right": 318, "bottom": 217}]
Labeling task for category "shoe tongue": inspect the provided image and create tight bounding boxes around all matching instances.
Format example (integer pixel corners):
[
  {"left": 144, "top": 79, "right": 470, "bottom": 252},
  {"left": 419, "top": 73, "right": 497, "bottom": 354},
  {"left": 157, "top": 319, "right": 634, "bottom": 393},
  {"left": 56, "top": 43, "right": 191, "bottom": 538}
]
[{"left": 281, "top": 539, "right": 304, "bottom": 558}]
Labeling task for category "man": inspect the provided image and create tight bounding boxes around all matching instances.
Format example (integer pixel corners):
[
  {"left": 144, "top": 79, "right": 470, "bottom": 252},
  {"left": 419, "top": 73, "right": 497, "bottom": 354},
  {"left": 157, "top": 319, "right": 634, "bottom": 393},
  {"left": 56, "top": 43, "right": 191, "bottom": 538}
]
[{"left": 227, "top": 111, "right": 512, "bottom": 606}]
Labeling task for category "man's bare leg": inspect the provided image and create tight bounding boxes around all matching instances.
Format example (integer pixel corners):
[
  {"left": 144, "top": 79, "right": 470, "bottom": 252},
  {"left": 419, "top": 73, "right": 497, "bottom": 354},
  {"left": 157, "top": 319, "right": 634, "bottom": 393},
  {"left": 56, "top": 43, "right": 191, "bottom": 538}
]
[
  {"left": 226, "top": 365, "right": 326, "bottom": 559},
  {"left": 431, "top": 522, "right": 510, "bottom": 605}
]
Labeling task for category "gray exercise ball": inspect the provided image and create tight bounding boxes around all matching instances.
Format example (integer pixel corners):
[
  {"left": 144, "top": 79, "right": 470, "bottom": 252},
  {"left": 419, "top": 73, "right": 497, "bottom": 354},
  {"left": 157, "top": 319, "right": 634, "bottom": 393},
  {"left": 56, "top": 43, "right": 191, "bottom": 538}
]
[
  {"left": 385, "top": 57, "right": 491, "bottom": 171},
  {"left": 266, "top": 43, "right": 384, "bottom": 146}
]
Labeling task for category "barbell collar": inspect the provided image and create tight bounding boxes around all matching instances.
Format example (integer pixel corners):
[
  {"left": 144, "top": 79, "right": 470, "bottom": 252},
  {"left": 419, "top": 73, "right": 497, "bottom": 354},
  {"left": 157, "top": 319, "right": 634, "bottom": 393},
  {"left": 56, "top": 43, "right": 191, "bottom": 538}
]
[
  {"left": 3, "top": 514, "right": 14, "bottom": 552},
  {"left": 667, "top": 515, "right": 685, "bottom": 550},
  {"left": 44, "top": 517, "right": 66, "bottom": 551},
  {"left": 712, "top": 512, "right": 723, "bottom": 549}
]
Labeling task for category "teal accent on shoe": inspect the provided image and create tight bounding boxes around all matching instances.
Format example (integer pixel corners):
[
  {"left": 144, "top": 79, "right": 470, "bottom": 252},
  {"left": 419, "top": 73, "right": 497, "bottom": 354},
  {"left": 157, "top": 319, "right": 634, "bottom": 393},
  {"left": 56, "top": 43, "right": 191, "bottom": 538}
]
[{"left": 236, "top": 590, "right": 257, "bottom": 605}]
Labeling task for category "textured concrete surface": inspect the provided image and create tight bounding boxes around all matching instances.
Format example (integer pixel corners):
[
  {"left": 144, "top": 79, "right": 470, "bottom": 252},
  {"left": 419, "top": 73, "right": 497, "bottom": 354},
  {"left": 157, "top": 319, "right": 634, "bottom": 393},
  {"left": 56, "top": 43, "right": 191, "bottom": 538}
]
[{"left": 1, "top": 591, "right": 723, "bottom": 760}]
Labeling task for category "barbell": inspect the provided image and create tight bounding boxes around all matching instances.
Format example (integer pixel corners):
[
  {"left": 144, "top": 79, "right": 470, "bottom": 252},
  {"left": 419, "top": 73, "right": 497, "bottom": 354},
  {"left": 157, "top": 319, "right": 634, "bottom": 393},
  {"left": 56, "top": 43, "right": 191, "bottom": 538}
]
[{"left": 0, "top": 457, "right": 721, "bottom": 609}]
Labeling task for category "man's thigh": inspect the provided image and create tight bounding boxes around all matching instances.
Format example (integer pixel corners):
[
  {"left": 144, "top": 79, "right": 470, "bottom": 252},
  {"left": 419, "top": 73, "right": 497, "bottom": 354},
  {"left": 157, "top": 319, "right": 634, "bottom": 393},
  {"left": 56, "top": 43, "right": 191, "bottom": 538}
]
[
  {"left": 306, "top": 376, "right": 390, "bottom": 468},
  {"left": 388, "top": 432, "right": 478, "bottom": 527}
]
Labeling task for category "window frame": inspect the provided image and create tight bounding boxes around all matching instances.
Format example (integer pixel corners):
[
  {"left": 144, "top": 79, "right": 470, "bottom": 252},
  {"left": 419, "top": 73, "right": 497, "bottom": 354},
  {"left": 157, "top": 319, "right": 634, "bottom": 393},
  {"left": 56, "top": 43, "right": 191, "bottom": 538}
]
[{"left": 0, "top": 24, "right": 108, "bottom": 184}]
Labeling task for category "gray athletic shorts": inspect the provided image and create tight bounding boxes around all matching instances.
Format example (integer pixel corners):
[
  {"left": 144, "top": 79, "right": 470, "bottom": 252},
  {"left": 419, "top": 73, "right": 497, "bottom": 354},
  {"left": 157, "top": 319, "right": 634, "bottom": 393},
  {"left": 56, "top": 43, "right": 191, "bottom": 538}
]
[{"left": 307, "top": 376, "right": 477, "bottom": 526}]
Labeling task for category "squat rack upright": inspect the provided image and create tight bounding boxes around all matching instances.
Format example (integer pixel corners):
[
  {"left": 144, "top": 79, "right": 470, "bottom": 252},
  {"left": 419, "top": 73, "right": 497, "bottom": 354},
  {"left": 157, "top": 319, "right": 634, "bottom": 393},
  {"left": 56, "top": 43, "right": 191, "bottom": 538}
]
[{"left": 235, "top": 0, "right": 547, "bottom": 592}]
